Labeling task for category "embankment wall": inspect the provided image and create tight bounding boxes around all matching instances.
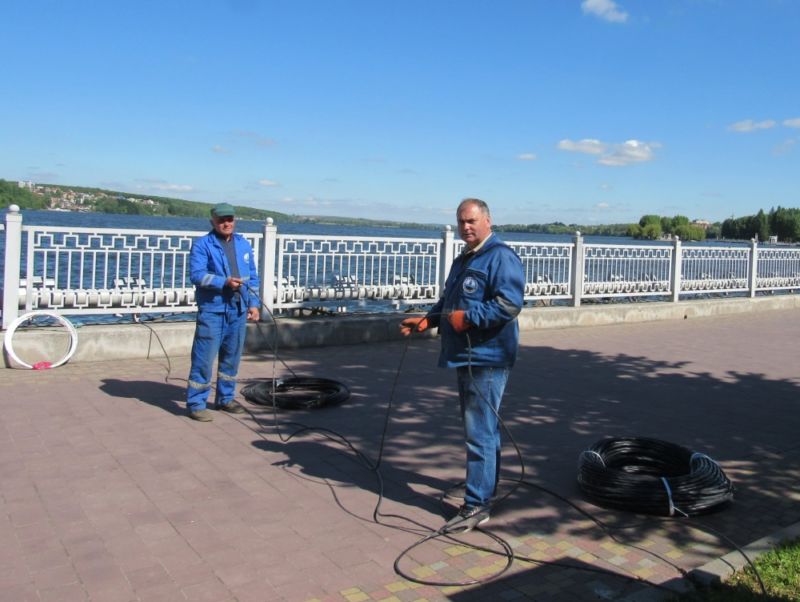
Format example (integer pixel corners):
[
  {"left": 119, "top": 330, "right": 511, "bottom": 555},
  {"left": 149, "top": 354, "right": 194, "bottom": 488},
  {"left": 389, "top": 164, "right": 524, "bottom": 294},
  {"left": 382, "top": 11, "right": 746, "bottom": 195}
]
[{"left": 3, "top": 296, "right": 799, "bottom": 369}]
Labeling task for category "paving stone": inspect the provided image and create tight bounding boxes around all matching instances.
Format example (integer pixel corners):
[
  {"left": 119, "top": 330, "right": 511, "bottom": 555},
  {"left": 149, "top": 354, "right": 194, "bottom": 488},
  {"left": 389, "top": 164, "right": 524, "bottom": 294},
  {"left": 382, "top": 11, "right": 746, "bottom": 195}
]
[{"left": 1, "top": 311, "right": 799, "bottom": 600}]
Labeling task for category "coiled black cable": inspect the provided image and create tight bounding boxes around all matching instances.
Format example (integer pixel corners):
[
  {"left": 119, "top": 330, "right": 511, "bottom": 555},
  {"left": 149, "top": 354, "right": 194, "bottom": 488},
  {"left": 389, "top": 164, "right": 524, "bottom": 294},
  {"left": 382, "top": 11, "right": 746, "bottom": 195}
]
[
  {"left": 578, "top": 437, "right": 734, "bottom": 517},
  {"left": 231, "top": 289, "right": 757, "bottom": 593},
  {"left": 241, "top": 377, "right": 350, "bottom": 409}
]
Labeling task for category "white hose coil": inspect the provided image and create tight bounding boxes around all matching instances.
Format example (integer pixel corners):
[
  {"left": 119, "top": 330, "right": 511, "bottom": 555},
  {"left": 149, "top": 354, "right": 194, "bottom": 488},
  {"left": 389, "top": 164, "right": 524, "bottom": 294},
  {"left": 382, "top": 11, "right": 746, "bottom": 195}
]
[{"left": 4, "top": 311, "right": 79, "bottom": 369}]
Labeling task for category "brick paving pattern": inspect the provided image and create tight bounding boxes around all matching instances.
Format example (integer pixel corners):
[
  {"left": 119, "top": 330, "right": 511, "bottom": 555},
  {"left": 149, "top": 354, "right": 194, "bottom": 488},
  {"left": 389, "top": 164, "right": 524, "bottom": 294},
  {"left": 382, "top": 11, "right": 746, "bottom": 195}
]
[{"left": 1, "top": 308, "right": 799, "bottom": 600}]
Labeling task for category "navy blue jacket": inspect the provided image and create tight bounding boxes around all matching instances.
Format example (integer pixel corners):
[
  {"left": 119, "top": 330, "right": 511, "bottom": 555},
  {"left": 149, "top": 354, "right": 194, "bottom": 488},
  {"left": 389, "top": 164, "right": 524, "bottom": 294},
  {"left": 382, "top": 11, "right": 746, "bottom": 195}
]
[
  {"left": 189, "top": 231, "right": 260, "bottom": 311},
  {"left": 428, "top": 234, "right": 524, "bottom": 368}
]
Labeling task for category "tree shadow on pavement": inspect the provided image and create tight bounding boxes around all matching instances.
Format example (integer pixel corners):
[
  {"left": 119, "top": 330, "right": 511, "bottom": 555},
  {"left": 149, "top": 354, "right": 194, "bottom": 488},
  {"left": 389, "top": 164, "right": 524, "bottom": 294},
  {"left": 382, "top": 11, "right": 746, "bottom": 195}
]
[{"left": 233, "top": 330, "right": 800, "bottom": 586}]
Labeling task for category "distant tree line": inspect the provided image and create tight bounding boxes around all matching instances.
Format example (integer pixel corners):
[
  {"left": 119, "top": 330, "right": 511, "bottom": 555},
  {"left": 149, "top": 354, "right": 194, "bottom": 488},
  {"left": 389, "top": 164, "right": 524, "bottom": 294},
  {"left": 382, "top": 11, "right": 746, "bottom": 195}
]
[
  {"left": 627, "top": 215, "right": 711, "bottom": 241},
  {"left": 495, "top": 222, "right": 632, "bottom": 236},
  {"left": 721, "top": 208, "right": 800, "bottom": 242}
]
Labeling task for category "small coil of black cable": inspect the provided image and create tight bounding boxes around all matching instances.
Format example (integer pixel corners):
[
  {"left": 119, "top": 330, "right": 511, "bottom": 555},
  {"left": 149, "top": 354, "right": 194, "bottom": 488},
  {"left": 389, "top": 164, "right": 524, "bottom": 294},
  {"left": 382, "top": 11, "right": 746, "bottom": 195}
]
[
  {"left": 241, "top": 377, "right": 350, "bottom": 410},
  {"left": 577, "top": 436, "right": 734, "bottom": 517}
]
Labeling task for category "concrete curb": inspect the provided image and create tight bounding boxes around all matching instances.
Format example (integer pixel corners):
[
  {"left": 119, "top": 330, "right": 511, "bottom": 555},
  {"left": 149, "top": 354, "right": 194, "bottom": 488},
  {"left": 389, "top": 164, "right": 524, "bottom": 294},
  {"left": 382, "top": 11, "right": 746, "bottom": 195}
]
[
  {"left": 620, "top": 521, "right": 800, "bottom": 601},
  {"left": 3, "top": 295, "right": 800, "bottom": 368},
  {"left": 689, "top": 521, "right": 800, "bottom": 586}
]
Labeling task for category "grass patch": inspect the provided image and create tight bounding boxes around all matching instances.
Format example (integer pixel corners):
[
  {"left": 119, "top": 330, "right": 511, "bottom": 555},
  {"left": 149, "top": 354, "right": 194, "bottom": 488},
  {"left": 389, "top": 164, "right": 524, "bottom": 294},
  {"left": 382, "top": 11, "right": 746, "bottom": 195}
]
[{"left": 671, "top": 537, "right": 800, "bottom": 601}]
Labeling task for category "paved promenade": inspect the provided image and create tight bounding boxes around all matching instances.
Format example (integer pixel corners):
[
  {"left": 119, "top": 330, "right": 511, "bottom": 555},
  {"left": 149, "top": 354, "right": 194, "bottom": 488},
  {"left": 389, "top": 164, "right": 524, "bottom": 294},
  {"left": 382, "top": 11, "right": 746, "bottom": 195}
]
[{"left": 2, "top": 309, "right": 800, "bottom": 601}]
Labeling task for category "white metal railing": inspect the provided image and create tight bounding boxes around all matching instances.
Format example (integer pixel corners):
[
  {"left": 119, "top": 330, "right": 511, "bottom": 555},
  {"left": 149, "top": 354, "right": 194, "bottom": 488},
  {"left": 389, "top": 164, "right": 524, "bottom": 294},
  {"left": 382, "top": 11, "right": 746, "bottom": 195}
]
[
  {"left": 4, "top": 205, "right": 800, "bottom": 328},
  {"left": 582, "top": 243, "right": 672, "bottom": 298},
  {"left": 681, "top": 245, "right": 751, "bottom": 294},
  {"left": 755, "top": 248, "right": 800, "bottom": 291},
  {"left": 273, "top": 234, "right": 443, "bottom": 308}
]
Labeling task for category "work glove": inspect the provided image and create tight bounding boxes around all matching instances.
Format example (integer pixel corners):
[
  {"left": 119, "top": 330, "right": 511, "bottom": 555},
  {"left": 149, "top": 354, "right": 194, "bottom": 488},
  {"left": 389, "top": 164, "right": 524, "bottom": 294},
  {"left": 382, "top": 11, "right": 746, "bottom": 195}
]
[
  {"left": 447, "top": 310, "right": 472, "bottom": 333},
  {"left": 399, "top": 316, "right": 429, "bottom": 336}
]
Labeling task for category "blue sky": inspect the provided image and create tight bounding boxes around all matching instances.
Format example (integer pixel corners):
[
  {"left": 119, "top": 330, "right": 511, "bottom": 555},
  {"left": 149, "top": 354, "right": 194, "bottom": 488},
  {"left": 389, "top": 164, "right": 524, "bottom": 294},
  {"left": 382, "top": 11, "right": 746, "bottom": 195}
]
[{"left": 2, "top": 0, "right": 798, "bottom": 226}]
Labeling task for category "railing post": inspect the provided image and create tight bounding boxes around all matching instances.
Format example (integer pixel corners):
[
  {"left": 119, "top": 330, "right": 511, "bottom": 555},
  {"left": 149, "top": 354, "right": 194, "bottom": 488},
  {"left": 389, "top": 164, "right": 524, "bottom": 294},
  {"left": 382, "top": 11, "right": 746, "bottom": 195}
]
[
  {"left": 438, "top": 225, "right": 455, "bottom": 295},
  {"left": 748, "top": 238, "right": 758, "bottom": 298},
  {"left": 2, "top": 204, "right": 23, "bottom": 330},
  {"left": 671, "top": 236, "right": 682, "bottom": 302},
  {"left": 571, "top": 231, "right": 584, "bottom": 307},
  {"left": 260, "top": 217, "right": 277, "bottom": 317}
]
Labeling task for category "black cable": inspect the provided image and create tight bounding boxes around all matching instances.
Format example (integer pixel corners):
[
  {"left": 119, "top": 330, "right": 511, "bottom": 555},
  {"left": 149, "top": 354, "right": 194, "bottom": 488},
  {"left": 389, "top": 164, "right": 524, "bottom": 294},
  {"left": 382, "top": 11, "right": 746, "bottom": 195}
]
[
  {"left": 241, "top": 377, "right": 350, "bottom": 409},
  {"left": 577, "top": 436, "right": 735, "bottom": 517},
  {"left": 207, "top": 293, "right": 758, "bottom": 594}
]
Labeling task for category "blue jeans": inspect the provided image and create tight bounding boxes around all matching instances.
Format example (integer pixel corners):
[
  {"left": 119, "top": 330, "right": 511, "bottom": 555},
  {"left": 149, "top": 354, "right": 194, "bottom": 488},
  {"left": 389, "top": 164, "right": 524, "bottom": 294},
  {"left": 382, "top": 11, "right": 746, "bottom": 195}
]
[
  {"left": 457, "top": 365, "right": 510, "bottom": 507},
  {"left": 186, "top": 305, "right": 247, "bottom": 412}
]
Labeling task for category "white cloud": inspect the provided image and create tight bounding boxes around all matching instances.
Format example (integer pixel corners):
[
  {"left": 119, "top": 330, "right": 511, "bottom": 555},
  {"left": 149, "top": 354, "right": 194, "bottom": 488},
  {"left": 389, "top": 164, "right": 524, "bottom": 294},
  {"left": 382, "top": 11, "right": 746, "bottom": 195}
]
[
  {"left": 598, "top": 139, "right": 660, "bottom": 166},
  {"left": 517, "top": 153, "right": 537, "bottom": 161},
  {"left": 135, "top": 179, "right": 194, "bottom": 192},
  {"left": 557, "top": 138, "right": 606, "bottom": 155},
  {"left": 557, "top": 138, "right": 659, "bottom": 166},
  {"left": 783, "top": 117, "right": 800, "bottom": 129},
  {"left": 727, "top": 119, "right": 776, "bottom": 132},
  {"left": 232, "top": 129, "right": 276, "bottom": 146},
  {"left": 212, "top": 145, "right": 231, "bottom": 154},
  {"left": 258, "top": 179, "right": 279, "bottom": 187},
  {"left": 279, "top": 196, "right": 332, "bottom": 207},
  {"left": 773, "top": 139, "right": 797, "bottom": 156},
  {"left": 581, "top": 0, "right": 628, "bottom": 23},
  {"left": 595, "top": 202, "right": 610, "bottom": 209}
]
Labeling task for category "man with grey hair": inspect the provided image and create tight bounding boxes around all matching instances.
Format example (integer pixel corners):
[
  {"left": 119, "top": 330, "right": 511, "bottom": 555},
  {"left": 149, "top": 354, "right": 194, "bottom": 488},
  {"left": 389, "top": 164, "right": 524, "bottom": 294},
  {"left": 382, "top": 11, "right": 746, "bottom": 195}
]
[
  {"left": 401, "top": 198, "right": 525, "bottom": 531},
  {"left": 186, "top": 203, "right": 261, "bottom": 421}
]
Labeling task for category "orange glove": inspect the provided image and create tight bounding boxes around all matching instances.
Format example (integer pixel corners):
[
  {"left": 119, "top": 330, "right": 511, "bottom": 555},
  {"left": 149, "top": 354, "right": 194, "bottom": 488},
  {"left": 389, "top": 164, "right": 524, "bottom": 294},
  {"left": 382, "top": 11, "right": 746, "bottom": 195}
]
[
  {"left": 447, "top": 310, "right": 471, "bottom": 333},
  {"left": 399, "top": 316, "right": 429, "bottom": 336}
]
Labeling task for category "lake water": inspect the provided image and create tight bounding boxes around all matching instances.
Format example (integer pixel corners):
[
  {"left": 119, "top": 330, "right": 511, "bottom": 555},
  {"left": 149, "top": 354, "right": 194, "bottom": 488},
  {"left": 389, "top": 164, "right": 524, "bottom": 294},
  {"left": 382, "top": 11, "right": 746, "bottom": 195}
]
[
  {"left": 0, "top": 208, "right": 759, "bottom": 325},
  {"left": 5, "top": 208, "right": 632, "bottom": 245}
]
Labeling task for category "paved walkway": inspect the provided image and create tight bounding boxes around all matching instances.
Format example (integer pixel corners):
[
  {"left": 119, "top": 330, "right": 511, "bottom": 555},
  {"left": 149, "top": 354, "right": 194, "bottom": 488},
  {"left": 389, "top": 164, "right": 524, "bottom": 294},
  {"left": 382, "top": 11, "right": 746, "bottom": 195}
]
[{"left": 2, "top": 309, "right": 800, "bottom": 601}]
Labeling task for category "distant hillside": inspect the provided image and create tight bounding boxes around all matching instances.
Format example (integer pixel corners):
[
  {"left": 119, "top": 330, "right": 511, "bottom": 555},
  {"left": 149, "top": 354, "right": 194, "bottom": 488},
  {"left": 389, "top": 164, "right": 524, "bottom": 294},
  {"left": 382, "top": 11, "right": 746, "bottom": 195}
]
[
  {"left": 0, "top": 179, "right": 292, "bottom": 221},
  {"left": 0, "top": 179, "right": 440, "bottom": 229}
]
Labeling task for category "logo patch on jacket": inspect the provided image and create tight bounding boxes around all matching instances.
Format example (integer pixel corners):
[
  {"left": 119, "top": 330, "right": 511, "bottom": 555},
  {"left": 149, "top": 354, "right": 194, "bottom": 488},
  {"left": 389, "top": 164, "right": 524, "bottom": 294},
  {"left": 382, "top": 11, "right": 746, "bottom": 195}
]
[
  {"left": 244, "top": 253, "right": 250, "bottom": 261},
  {"left": 462, "top": 276, "right": 479, "bottom": 294}
]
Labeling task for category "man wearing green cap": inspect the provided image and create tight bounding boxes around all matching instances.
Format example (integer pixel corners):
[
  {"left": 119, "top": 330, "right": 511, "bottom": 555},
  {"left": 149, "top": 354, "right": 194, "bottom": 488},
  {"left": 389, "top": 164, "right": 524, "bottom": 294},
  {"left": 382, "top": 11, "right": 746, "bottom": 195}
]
[{"left": 186, "top": 202, "right": 261, "bottom": 421}]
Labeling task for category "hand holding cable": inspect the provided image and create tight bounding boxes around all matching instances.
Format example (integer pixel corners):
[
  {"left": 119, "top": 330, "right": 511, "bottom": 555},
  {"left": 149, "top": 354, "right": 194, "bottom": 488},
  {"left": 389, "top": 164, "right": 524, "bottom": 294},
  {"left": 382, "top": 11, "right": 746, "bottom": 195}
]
[
  {"left": 399, "top": 316, "right": 429, "bottom": 336},
  {"left": 225, "top": 276, "right": 243, "bottom": 291}
]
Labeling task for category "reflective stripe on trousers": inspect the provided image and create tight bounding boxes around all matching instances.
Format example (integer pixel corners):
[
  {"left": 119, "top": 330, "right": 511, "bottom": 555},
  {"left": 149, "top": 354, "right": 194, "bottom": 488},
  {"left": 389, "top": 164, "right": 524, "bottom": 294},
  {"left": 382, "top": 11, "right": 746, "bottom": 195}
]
[{"left": 186, "top": 304, "right": 247, "bottom": 411}]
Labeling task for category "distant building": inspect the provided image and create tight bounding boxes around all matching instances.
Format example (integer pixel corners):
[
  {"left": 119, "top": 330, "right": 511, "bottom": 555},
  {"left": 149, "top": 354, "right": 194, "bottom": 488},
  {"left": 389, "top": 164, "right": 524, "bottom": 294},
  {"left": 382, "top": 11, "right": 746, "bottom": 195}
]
[
  {"left": 691, "top": 219, "right": 711, "bottom": 230},
  {"left": 17, "top": 180, "right": 34, "bottom": 189}
]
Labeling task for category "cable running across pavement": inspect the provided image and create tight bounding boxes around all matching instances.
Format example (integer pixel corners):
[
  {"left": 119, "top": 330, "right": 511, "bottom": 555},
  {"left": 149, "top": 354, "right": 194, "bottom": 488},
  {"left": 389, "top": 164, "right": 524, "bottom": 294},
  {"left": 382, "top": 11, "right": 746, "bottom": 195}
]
[{"left": 139, "top": 287, "right": 765, "bottom": 595}]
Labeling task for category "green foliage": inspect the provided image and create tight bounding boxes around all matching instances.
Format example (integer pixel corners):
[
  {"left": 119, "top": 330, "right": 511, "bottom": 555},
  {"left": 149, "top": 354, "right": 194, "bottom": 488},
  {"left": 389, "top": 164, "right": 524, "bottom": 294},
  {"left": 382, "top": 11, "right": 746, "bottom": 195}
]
[
  {"left": 494, "top": 223, "right": 633, "bottom": 236},
  {"left": 0, "top": 179, "right": 48, "bottom": 209},
  {"left": 639, "top": 214, "right": 662, "bottom": 228},
  {"left": 641, "top": 223, "right": 662, "bottom": 239},
  {"left": 768, "top": 207, "right": 800, "bottom": 242},
  {"left": 670, "top": 537, "right": 800, "bottom": 601},
  {"left": 631, "top": 214, "right": 708, "bottom": 241},
  {"left": 673, "top": 224, "right": 706, "bottom": 241}
]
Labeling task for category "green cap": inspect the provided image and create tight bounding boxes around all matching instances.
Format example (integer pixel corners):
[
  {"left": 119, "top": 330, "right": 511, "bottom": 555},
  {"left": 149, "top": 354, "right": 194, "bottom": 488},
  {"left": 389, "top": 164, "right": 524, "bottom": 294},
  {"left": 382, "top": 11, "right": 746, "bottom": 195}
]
[{"left": 211, "top": 202, "right": 236, "bottom": 217}]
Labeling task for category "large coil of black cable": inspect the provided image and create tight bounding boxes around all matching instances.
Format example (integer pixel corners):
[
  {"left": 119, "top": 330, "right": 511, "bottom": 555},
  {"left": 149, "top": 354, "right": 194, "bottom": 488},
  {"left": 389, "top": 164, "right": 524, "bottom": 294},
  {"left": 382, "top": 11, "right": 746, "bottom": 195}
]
[
  {"left": 577, "top": 437, "right": 734, "bottom": 517},
  {"left": 241, "top": 377, "right": 350, "bottom": 410}
]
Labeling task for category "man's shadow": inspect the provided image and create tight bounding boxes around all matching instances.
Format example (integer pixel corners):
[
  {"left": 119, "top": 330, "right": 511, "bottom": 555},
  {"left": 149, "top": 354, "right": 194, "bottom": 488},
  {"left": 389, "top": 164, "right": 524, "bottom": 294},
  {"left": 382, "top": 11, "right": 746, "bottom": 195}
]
[
  {"left": 251, "top": 433, "right": 457, "bottom": 522},
  {"left": 100, "top": 378, "right": 186, "bottom": 416}
]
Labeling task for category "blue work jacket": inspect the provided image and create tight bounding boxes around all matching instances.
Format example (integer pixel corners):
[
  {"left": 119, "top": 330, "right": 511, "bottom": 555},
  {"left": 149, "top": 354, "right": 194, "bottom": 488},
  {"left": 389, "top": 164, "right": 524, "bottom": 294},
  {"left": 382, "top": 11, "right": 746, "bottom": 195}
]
[
  {"left": 189, "top": 231, "right": 261, "bottom": 311},
  {"left": 428, "top": 234, "right": 525, "bottom": 368}
]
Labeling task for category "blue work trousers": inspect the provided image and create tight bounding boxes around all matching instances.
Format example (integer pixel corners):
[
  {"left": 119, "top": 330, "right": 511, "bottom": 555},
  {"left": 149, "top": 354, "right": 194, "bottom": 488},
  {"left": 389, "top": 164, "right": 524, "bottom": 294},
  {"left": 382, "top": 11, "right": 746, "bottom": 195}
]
[
  {"left": 457, "top": 365, "right": 510, "bottom": 507},
  {"left": 186, "top": 305, "right": 247, "bottom": 411}
]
